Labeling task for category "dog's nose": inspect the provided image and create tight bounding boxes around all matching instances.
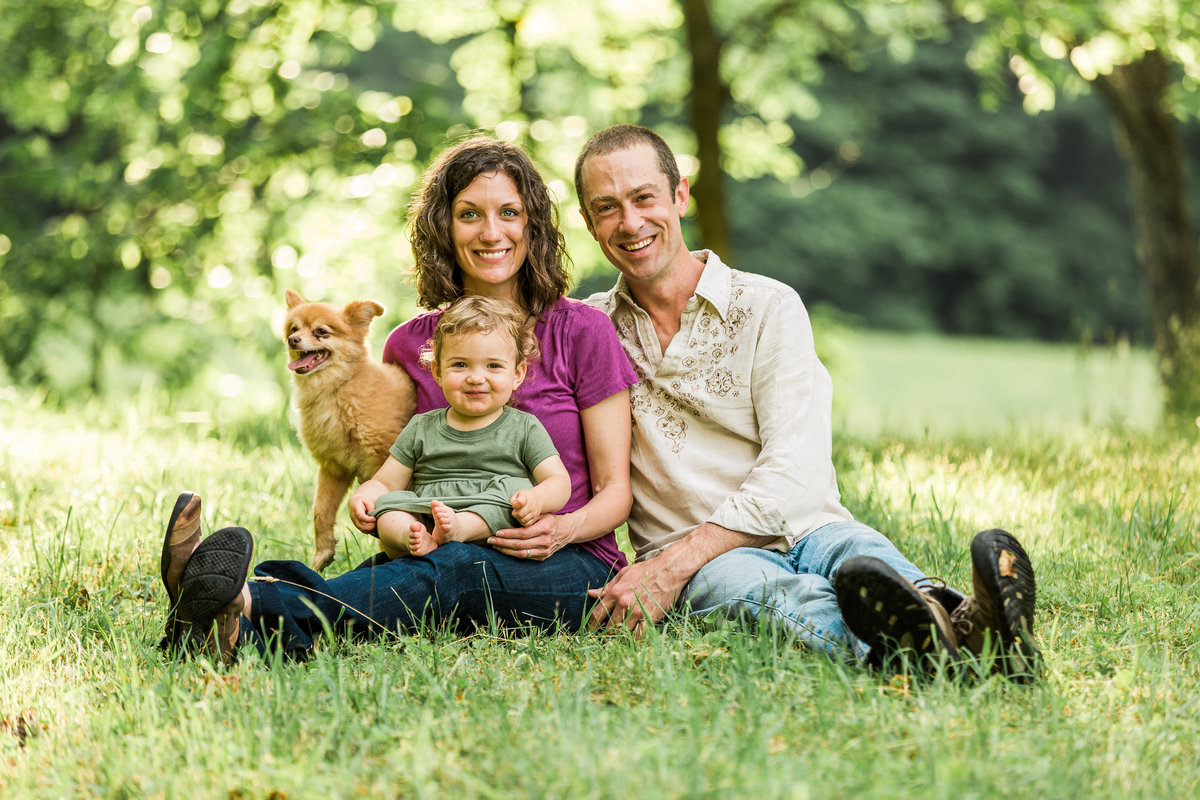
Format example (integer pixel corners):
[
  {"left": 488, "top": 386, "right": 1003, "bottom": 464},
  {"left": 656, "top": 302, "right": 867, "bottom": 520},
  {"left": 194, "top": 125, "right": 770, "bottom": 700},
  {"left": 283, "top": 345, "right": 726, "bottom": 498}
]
[{"left": 288, "top": 335, "right": 301, "bottom": 349}]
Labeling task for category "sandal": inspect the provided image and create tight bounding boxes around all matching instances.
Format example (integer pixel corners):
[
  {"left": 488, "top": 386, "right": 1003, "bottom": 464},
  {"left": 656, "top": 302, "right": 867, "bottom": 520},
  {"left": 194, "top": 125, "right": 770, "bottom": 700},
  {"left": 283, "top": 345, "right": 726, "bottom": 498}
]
[
  {"left": 172, "top": 526, "right": 254, "bottom": 664},
  {"left": 158, "top": 492, "right": 203, "bottom": 648}
]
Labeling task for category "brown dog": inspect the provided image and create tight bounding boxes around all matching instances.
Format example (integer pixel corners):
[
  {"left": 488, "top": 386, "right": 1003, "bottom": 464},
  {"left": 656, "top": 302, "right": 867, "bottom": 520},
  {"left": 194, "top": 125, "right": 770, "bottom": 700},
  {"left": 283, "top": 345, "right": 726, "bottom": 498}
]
[{"left": 284, "top": 289, "right": 416, "bottom": 571}]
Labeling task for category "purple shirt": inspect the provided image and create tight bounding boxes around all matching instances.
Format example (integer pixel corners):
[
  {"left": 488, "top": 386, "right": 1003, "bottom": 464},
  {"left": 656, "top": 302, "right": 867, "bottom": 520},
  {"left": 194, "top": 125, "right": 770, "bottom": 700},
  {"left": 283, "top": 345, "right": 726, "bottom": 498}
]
[{"left": 383, "top": 297, "right": 637, "bottom": 570}]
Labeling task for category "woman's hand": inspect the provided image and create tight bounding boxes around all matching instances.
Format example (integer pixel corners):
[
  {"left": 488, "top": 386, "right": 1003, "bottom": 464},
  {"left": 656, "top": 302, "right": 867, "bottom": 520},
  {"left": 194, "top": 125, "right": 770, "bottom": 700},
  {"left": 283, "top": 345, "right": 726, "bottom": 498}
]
[{"left": 488, "top": 513, "right": 574, "bottom": 561}]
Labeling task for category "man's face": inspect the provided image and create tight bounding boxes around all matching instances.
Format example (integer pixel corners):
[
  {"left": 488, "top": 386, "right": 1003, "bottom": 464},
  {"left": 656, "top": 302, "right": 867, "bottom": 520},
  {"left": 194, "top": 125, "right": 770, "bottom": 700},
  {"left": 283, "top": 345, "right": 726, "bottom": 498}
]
[{"left": 579, "top": 143, "right": 689, "bottom": 287}]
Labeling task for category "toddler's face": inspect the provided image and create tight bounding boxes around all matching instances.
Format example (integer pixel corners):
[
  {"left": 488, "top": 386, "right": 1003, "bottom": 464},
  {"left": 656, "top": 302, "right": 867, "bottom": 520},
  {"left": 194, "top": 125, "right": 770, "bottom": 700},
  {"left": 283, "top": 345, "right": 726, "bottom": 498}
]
[{"left": 434, "top": 329, "right": 526, "bottom": 421}]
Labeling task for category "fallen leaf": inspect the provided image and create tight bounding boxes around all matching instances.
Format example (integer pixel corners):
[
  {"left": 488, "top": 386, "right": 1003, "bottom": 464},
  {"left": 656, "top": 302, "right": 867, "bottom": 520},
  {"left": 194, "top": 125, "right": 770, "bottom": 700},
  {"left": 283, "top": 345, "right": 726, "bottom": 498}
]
[
  {"left": 1, "top": 710, "right": 45, "bottom": 747},
  {"left": 204, "top": 673, "right": 242, "bottom": 692}
]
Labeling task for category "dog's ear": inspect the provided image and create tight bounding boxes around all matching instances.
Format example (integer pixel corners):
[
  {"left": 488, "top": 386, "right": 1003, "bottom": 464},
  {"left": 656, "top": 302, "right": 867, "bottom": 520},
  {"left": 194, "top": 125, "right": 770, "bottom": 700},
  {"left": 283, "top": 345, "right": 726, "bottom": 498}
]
[
  {"left": 344, "top": 300, "right": 385, "bottom": 330},
  {"left": 285, "top": 289, "right": 305, "bottom": 309}
]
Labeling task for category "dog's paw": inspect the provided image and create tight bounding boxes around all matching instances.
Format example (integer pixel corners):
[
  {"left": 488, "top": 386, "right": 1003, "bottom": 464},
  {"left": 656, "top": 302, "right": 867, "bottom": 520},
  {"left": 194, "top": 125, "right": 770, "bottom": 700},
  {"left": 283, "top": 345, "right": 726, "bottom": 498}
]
[{"left": 311, "top": 547, "right": 335, "bottom": 573}]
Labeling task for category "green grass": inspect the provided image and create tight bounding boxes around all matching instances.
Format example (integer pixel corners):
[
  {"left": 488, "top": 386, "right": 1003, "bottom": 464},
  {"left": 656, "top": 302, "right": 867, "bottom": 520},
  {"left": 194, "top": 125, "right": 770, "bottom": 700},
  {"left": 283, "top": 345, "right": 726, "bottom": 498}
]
[
  {"left": 830, "top": 330, "right": 1160, "bottom": 436},
  {"left": 2, "top": 333, "right": 1199, "bottom": 799}
]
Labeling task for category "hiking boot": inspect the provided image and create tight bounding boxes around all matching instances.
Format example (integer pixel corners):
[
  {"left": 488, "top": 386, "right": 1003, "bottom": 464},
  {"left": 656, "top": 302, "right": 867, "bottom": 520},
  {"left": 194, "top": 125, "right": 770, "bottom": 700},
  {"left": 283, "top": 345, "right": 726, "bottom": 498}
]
[
  {"left": 834, "top": 556, "right": 959, "bottom": 672},
  {"left": 950, "top": 529, "right": 1041, "bottom": 683},
  {"left": 159, "top": 492, "right": 203, "bottom": 648},
  {"left": 171, "top": 526, "right": 254, "bottom": 664}
]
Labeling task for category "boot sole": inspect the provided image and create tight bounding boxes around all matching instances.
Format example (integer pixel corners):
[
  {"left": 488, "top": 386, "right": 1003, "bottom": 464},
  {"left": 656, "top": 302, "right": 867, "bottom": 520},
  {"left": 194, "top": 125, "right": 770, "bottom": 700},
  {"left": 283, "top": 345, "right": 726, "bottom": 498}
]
[
  {"left": 972, "top": 529, "right": 1041, "bottom": 682},
  {"left": 835, "top": 556, "right": 959, "bottom": 669},
  {"left": 175, "top": 526, "right": 253, "bottom": 661}
]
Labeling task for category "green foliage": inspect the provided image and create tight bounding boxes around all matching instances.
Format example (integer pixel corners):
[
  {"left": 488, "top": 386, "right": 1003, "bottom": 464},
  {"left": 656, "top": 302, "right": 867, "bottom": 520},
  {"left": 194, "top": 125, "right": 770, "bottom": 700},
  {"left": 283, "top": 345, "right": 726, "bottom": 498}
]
[
  {"left": 953, "top": 0, "right": 1200, "bottom": 114},
  {"left": 2, "top": 0, "right": 1193, "bottom": 412},
  {"left": 0, "top": 0, "right": 427, "bottom": 405},
  {"left": 732, "top": 26, "right": 1158, "bottom": 341},
  {"left": 948, "top": 0, "right": 1200, "bottom": 422}
]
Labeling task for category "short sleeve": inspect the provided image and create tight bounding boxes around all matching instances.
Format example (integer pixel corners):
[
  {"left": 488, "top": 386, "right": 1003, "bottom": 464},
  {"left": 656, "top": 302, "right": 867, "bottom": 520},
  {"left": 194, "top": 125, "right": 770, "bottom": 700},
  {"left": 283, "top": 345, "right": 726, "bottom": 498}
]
[
  {"left": 566, "top": 302, "right": 638, "bottom": 410},
  {"left": 387, "top": 413, "right": 423, "bottom": 467},
  {"left": 518, "top": 413, "right": 561, "bottom": 472}
]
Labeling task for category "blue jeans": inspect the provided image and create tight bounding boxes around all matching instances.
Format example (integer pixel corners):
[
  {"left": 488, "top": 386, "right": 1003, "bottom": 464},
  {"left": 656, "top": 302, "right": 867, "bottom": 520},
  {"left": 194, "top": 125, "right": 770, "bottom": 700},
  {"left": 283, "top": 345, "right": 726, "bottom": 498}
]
[
  {"left": 242, "top": 542, "right": 614, "bottom": 655},
  {"left": 682, "top": 520, "right": 928, "bottom": 661}
]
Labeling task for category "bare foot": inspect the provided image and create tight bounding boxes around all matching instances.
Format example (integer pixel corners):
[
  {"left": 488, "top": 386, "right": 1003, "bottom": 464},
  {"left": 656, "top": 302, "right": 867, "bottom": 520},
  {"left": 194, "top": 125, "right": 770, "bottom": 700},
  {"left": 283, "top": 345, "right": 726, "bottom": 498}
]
[
  {"left": 430, "top": 500, "right": 457, "bottom": 546},
  {"left": 377, "top": 510, "right": 426, "bottom": 557},
  {"left": 408, "top": 519, "right": 440, "bottom": 556}
]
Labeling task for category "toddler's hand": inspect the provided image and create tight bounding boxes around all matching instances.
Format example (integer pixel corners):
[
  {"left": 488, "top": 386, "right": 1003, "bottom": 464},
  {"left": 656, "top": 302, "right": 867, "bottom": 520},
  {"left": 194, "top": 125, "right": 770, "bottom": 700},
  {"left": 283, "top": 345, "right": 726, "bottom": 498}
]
[
  {"left": 510, "top": 490, "right": 543, "bottom": 527},
  {"left": 349, "top": 494, "right": 376, "bottom": 532}
]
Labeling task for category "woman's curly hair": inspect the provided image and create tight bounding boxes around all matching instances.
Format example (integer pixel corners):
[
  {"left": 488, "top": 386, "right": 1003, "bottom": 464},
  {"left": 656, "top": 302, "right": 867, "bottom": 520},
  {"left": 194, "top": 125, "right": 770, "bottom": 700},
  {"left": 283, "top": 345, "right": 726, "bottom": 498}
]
[{"left": 408, "top": 137, "right": 569, "bottom": 318}]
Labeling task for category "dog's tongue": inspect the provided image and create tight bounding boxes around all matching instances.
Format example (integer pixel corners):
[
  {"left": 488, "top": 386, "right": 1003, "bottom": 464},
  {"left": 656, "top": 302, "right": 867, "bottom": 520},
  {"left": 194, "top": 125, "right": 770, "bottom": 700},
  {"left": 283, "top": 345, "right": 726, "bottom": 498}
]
[{"left": 288, "top": 353, "right": 323, "bottom": 372}]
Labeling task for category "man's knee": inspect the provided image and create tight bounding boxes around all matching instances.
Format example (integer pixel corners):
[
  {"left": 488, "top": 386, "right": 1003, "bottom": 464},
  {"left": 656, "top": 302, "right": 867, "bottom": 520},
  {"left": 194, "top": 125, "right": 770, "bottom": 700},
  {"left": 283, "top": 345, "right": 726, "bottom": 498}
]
[{"left": 685, "top": 547, "right": 790, "bottom": 607}]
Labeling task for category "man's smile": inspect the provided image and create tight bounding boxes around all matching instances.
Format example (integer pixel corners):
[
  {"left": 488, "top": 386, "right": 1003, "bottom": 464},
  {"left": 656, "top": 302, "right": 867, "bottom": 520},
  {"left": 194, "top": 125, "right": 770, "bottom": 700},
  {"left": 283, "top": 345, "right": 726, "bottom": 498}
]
[{"left": 620, "top": 236, "right": 654, "bottom": 252}]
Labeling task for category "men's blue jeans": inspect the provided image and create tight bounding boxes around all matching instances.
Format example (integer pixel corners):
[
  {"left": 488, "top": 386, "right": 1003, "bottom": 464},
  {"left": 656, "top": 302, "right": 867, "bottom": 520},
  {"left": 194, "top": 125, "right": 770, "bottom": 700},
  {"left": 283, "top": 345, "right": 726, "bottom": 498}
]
[
  {"left": 241, "top": 542, "right": 613, "bottom": 655},
  {"left": 681, "top": 520, "right": 929, "bottom": 661}
]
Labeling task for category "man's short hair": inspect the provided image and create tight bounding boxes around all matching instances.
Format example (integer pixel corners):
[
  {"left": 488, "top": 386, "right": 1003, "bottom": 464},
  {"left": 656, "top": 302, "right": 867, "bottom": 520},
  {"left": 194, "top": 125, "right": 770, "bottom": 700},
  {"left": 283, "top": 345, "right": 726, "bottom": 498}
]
[{"left": 574, "top": 125, "right": 681, "bottom": 220}]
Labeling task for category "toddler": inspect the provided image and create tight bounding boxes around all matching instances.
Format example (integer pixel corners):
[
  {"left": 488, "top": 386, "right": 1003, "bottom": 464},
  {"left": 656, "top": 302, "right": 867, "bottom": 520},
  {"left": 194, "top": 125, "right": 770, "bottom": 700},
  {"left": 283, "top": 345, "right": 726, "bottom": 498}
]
[{"left": 349, "top": 295, "right": 571, "bottom": 557}]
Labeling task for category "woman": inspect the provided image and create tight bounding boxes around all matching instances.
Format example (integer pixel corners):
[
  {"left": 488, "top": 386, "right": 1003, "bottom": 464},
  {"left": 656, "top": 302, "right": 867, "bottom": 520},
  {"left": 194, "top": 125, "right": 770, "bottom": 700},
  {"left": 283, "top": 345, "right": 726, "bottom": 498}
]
[{"left": 160, "top": 138, "right": 636, "bottom": 660}]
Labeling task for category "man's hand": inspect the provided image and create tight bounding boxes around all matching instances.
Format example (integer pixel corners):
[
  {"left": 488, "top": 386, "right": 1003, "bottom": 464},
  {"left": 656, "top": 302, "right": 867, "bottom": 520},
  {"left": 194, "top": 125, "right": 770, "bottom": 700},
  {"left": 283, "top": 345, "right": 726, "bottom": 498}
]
[
  {"left": 586, "top": 559, "right": 687, "bottom": 635},
  {"left": 587, "top": 522, "right": 770, "bottom": 636}
]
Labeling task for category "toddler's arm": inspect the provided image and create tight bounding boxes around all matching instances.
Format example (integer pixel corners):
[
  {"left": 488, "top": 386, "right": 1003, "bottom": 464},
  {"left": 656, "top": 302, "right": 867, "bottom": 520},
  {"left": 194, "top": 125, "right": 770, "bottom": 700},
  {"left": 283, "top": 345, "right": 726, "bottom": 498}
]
[
  {"left": 510, "top": 455, "right": 571, "bottom": 527},
  {"left": 349, "top": 456, "right": 413, "bottom": 532}
]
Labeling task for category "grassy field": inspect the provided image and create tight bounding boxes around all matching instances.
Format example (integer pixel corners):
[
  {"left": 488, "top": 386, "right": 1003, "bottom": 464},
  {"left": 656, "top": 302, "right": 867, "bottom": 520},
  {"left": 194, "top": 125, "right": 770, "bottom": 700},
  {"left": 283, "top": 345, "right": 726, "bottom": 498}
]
[
  {"left": 831, "top": 330, "right": 1161, "bottom": 436},
  {"left": 2, "top": 334, "right": 1198, "bottom": 798}
]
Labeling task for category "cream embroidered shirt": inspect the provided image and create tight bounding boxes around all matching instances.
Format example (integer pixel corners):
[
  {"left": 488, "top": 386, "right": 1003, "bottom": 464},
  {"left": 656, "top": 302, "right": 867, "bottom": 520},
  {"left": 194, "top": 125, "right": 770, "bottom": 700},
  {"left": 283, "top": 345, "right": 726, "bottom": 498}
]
[{"left": 588, "top": 251, "right": 853, "bottom": 561}]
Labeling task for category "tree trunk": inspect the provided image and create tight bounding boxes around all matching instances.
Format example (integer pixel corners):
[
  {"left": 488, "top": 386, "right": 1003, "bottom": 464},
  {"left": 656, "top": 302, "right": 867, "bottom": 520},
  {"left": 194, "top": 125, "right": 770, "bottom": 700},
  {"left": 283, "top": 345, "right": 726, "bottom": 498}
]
[
  {"left": 1095, "top": 50, "right": 1200, "bottom": 424},
  {"left": 682, "top": 0, "right": 733, "bottom": 261}
]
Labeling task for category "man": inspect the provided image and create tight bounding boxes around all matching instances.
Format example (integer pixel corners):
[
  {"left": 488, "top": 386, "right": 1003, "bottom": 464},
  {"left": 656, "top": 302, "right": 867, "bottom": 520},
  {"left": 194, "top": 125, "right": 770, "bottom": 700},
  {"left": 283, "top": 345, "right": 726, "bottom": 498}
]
[{"left": 577, "top": 124, "right": 1041, "bottom": 678}]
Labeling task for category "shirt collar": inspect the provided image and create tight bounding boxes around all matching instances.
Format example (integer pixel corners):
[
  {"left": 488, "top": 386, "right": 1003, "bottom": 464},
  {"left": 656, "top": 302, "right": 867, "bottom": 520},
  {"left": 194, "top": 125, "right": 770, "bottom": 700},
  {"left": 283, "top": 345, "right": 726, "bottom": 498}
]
[
  {"left": 691, "top": 250, "right": 731, "bottom": 320},
  {"left": 612, "top": 249, "right": 733, "bottom": 321}
]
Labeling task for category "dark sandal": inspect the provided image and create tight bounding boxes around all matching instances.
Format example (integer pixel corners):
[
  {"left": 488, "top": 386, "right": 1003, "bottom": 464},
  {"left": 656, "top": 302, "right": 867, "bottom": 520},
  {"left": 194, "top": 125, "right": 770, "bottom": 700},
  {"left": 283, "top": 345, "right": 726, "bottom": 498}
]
[
  {"left": 158, "top": 492, "right": 203, "bottom": 649},
  {"left": 172, "top": 526, "right": 254, "bottom": 663}
]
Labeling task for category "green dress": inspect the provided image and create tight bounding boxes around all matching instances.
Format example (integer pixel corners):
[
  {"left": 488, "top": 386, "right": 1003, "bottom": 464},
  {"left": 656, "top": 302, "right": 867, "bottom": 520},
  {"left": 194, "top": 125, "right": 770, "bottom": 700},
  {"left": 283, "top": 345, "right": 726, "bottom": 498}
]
[{"left": 372, "top": 406, "right": 560, "bottom": 534}]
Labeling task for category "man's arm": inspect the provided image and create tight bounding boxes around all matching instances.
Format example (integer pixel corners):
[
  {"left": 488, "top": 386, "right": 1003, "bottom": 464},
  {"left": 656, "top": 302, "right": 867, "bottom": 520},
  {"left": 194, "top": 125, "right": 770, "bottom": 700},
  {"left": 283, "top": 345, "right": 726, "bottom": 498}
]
[
  {"left": 587, "top": 521, "right": 763, "bottom": 633},
  {"left": 706, "top": 286, "right": 840, "bottom": 538}
]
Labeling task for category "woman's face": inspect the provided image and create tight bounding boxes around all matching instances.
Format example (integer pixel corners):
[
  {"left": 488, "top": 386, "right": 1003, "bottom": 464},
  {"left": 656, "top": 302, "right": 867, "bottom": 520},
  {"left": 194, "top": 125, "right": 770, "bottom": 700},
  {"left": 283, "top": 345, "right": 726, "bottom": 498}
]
[{"left": 451, "top": 171, "right": 529, "bottom": 303}]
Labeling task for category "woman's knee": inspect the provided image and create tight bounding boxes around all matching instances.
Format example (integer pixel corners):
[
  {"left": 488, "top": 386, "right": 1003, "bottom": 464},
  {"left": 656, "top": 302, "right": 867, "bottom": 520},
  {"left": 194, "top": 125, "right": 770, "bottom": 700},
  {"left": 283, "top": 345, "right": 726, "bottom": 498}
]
[{"left": 424, "top": 542, "right": 496, "bottom": 596}]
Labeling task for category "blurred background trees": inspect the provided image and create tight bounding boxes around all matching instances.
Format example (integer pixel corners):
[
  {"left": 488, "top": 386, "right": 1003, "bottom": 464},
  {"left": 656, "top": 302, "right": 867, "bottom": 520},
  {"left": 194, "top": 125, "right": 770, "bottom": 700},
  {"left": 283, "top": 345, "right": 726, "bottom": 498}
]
[
  {"left": 2, "top": 0, "right": 1198, "bottom": 423},
  {"left": 950, "top": 0, "right": 1200, "bottom": 421}
]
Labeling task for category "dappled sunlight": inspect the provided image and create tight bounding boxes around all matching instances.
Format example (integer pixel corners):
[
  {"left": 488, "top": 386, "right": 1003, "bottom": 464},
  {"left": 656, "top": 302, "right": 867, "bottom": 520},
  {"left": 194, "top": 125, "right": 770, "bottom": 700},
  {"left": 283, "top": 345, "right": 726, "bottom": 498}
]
[
  {"left": 836, "top": 430, "right": 1200, "bottom": 608},
  {"left": 840, "top": 439, "right": 1071, "bottom": 558},
  {"left": 0, "top": 395, "right": 313, "bottom": 576},
  {"left": 3, "top": 394, "right": 1200, "bottom": 797}
]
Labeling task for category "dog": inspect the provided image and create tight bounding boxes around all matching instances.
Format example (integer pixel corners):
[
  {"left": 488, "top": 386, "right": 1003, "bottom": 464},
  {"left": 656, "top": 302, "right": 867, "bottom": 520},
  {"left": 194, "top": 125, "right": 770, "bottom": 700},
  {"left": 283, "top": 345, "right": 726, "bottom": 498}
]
[{"left": 283, "top": 289, "right": 416, "bottom": 571}]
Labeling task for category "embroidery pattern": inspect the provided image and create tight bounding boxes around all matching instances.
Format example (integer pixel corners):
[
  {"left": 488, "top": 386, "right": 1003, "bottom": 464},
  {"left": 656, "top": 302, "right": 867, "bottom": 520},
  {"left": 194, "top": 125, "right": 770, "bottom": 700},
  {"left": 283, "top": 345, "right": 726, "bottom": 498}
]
[{"left": 616, "top": 287, "right": 754, "bottom": 454}]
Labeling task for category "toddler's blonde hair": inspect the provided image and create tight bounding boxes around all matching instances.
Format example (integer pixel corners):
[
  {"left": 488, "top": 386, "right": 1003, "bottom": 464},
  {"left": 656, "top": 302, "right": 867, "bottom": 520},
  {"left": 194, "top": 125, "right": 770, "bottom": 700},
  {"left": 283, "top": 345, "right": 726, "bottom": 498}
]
[{"left": 420, "top": 295, "right": 540, "bottom": 373}]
